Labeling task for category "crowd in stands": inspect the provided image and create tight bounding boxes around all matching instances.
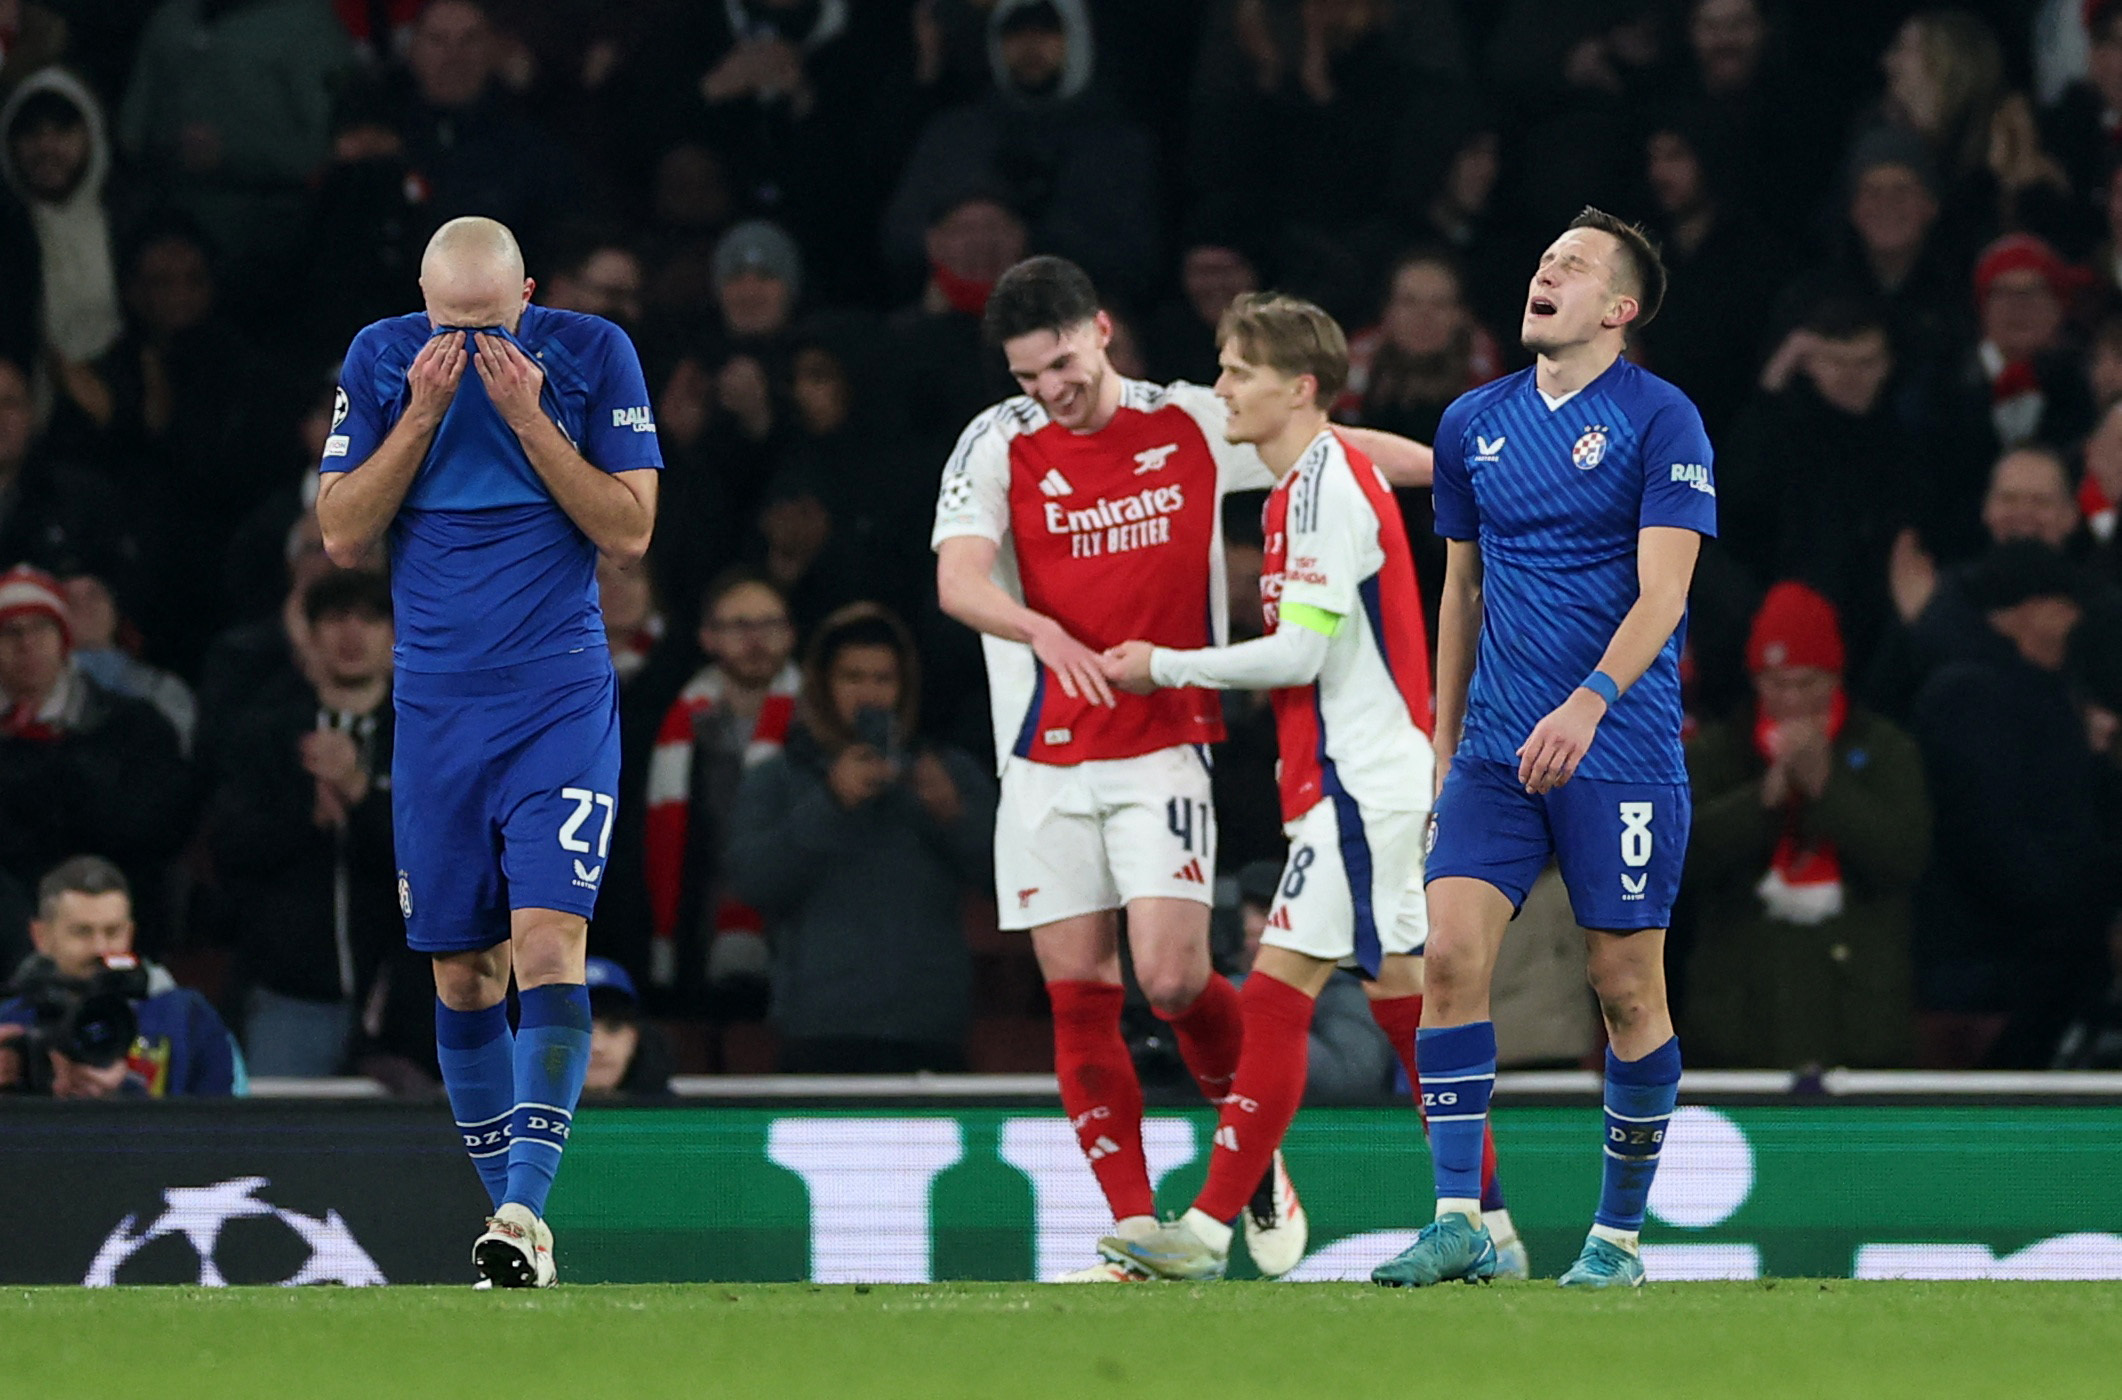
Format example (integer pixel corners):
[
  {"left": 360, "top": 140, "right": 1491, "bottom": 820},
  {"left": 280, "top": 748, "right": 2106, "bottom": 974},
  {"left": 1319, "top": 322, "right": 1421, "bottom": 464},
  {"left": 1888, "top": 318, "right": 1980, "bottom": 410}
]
[{"left": 5, "top": 0, "right": 2122, "bottom": 1094}]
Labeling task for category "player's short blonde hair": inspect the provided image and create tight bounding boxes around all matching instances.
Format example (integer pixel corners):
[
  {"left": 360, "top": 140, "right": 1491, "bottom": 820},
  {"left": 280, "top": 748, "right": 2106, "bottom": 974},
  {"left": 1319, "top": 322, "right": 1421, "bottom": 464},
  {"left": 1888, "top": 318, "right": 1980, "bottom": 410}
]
[{"left": 1216, "top": 293, "right": 1349, "bottom": 407}]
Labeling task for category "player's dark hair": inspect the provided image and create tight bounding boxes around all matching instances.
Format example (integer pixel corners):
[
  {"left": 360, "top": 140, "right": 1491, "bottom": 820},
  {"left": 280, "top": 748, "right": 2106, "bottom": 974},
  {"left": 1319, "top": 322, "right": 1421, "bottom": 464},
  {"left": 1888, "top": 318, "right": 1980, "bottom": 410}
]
[
  {"left": 37, "top": 855, "right": 130, "bottom": 919},
  {"left": 1800, "top": 296, "right": 1890, "bottom": 343},
  {"left": 983, "top": 256, "right": 1100, "bottom": 345},
  {"left": 303, "top": 569, "right": 392, "bottom": 625},
  {"left": 1566, "top": 207, "right": 1667, "bottom": 329},
  {"left": 701, "top": 567, "right": 787, "bottom": 622},
  {"left": 1217, "top": 292, "right": 1350, "bottom": 407}
]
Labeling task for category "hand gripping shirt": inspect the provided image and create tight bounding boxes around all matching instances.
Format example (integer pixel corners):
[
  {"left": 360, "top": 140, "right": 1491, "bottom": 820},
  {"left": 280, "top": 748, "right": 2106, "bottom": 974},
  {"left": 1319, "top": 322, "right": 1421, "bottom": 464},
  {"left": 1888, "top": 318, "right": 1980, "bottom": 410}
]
[{"left": 321, "top": 305, "right": 663, "bottom": 678}]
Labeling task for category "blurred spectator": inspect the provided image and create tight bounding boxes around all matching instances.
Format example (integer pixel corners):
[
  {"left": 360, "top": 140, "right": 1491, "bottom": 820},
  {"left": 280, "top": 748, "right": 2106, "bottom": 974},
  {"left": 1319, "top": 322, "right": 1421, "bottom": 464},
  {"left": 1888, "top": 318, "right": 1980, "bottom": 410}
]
[
  {"left": 1190, "top": 0, "right": 1428, "bottom": 318},
  {"left": 1722, "top": 300, "right": 1914, "bottom": 675},
  {"left": 642, "top": 570, "right": 798, "bottom": 999},
  {"left": 1911, "top": 541, "right": 2120, "bottom": 1066},
  {"left": 542, "top": 234, "right": 644, "bottom": 329},
  {"left": 1146, "top": 234, "right": 1257, "bottom": 386},
  {"left": 1230, "top": 858, "right": 1394, "bottom": 1103},
  {"left": 1406, "top": 120, "right": 1531, "bottom": 340},
  {"left": 0, "top": 565, "right": 191, "bottom": 951},
  {"left": 61, "top": 569, "right": 194, "bottom": 752},
  {"left": 2041, "top": 1, "right": 2122, "bottom": 243},
  {"left": 1673, "top": 0, "right": 1833, "bottom": 237},
  {"left": 196, "top": 512, "right": 348, "bottom": 776},
  {"left": 885, "top": 0, "right": 1158, "bottom": 301},
  {"left": 0, "top": 356, "right": 136, "bottom": 592},
  {"left": 209, "top": 570, "right": 395, "bottom": 1078},
  {"left": 753, "top": 468, "right": 867, "bottom": 638},
  {"left": 706, "top": 221, "right": 802, "bottom": 500},
  {"left": 1638, "top": 109, "right": 1788, "bottom": 438},
  {"left": 0, "top": 1, "right": 68, "bottom": 103},
  {"left": 1, "top": 69, "right": 124, "bottom": 370},
  {"left": 597, "top": 550, "right": 665, "bottom": 687},
  {"left": 68, "top": 220, "right": 283, "bottom": 671},
  {"left": 1869, "top": 444, "right": 2084, "bottom": 717},
  {"left": 0, "top": 856, "right": 239, "bottom": 1096},
  {"left": 119, "top": 0, "right": 354, "bottom": 276},
  {"left": 887, "top": 187, "right": 1025, "bottom": 449},
  {"left": 727, "top": 602, "right": 993, "bottom": 1073},
  {"left": 332, "top": 0, "right": 421, "bottom": 64},
  {"left": 1341, "top": 250, "right": 1503, "bottom": 444},
  {"left": 1772, "top": 129, "right": 1965, "bottom": 403},
  {"left": 1338, "top": 249, "right": 1501, "bottom": 640},
  {"left": 295, "top": 101, "right": 434, "bottom": 360},
  {"left": 1916, "top": 233, "right": 2094, "bottom": 564},
  {"left": 1684, "top": 583, "right": 1930, "bottom": 1069},
  {"left": 222, "top": 371, "right": 337, "bottom": 626},
  {"left": 1857, "top": 10, "right": 2004, "bottom": 237},
  {"left": 348, "top": 0, "right": 576, "bottom": 261},
  {"left": 581, "top": 954, "right": 674, "bottom": 1097},
  {"left": 1483, "top": 1, "right": 1664, "bottom": 231}
]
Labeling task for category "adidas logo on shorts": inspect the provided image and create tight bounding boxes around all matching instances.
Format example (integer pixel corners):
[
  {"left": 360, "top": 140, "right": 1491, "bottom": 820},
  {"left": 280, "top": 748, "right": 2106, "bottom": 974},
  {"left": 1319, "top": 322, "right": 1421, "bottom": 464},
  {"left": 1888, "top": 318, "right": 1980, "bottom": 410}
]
[
  {"left": 1265, "top": 906, "right": 1293, "bottom": 931},
  {"left": 1171, "top": 859, "right": 1205, "bottom": 884}
]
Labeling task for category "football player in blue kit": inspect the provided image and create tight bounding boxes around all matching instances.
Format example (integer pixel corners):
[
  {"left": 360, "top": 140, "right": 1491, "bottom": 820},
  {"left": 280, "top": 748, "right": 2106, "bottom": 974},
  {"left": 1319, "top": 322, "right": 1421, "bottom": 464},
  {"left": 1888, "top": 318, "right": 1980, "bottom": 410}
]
[
  {"left": 1371, "top": 209, "right": 1716, "bottom": 1290},
  {"left": 316, "top": 217, "right": 660, "bottom": 1288}
]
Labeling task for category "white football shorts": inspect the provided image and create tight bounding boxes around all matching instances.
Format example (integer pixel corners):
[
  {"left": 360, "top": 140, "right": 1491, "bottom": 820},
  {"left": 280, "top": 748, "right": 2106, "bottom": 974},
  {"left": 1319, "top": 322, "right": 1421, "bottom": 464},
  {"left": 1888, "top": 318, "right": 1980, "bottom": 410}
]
[
  {"left": 993, "top": 745, "right": 1216, "bottom": 930},
  {"left": 1259, "top": 798, "right": 1429, "bottom": 967}
]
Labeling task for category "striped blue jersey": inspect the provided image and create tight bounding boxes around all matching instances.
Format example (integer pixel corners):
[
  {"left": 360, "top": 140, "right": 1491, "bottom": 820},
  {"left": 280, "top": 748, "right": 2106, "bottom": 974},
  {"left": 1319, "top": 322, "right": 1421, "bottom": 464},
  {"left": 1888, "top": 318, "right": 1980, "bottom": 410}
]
[
  {"left": 322, "top": 305, "right": 662, "bottom": 675},
  {"left": 1432, "top": 358, "right": 1716, "bottom": 783}
]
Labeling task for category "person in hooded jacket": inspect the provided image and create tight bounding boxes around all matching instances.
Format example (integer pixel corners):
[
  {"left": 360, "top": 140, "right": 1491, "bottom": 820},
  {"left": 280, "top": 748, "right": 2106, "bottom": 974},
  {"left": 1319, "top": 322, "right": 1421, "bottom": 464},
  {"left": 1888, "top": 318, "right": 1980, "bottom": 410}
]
[
  {"left": 726, "top": 601, "right": 993, "bottom": 1073},
  {"left": 0, "top": 68, "right": 125, "bottom": 384},
  {"left": 883, "top": 0, "right": 1157, "bottom": 303}
]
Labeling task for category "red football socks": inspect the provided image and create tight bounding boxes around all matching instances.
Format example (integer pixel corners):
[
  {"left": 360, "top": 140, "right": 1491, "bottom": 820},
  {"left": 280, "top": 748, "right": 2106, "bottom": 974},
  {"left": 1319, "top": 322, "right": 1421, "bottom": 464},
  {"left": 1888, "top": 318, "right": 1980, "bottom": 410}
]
[
  {"left": 1192, "top": 972, "right": 1314, "bottom": 1222},
  {"left": 1155, "top": 971, "right": 1244, "bottom": 1105},
  {"left": 1367, "top": 992, "right": 1508, "bottom": 1212},
  {"left": 1047, "top": 979, "right": 1154, "bottom": 1220}
]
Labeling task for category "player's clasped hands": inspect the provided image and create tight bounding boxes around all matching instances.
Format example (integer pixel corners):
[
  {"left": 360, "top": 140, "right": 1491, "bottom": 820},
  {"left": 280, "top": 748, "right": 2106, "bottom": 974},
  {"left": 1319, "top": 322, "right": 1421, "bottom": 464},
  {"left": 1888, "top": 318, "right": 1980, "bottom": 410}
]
[
  {"left": 1097, "top": 641, "right": 1158, "bottom": 696},
  {"left": 1026, "top": 616, "right": 1117, "bottom": 707},
  {"left": 1515, "top": 688, "right": 1608, "bottom": 795}
]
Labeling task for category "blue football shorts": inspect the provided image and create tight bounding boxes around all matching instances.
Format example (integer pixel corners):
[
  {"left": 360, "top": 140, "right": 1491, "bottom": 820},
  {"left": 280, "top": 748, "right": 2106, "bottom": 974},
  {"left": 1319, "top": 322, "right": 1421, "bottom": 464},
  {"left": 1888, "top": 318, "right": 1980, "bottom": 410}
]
[
  {"left": 1424, "top": 755, "right": 1690, "bottom": 932},
  {"left": 391, "top": 655, "right": 622, "bottom": 954}
]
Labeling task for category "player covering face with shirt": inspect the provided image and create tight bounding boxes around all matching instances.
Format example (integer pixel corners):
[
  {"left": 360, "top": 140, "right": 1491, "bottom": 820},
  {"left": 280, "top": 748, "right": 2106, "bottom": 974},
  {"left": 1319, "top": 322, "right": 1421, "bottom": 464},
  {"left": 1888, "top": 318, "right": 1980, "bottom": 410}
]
[
  {"left": 317, "top": 217, "right": 661, "bottom": 1288},
  {"left": 1372, "top": 209, "right": 1716, "bottom": 1290},
  {"left": 1093, "top": 294, "right": 1524, "bottom": 1282}
]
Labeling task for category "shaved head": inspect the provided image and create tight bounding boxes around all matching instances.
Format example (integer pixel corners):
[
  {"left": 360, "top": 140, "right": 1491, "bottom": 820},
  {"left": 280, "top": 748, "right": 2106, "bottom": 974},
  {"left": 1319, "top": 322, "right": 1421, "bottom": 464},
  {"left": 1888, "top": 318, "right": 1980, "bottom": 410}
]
[{"left": 420, "top": 216, "right": 531, "bottom": 330}]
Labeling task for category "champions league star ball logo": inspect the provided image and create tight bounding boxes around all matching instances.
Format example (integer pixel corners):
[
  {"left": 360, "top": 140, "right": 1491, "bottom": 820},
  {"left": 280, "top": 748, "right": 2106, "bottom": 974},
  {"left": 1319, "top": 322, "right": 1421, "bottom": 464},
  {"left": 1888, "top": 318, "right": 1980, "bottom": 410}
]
[
  {"left": 398, "top": 870, "right": 413, "bottom": 919},
  {"left": 1572, "top": 426, "right": 1610, "bottom": 470},
  {"left": 84, "top": 1177, "right": 386, "bottom": 1287}
]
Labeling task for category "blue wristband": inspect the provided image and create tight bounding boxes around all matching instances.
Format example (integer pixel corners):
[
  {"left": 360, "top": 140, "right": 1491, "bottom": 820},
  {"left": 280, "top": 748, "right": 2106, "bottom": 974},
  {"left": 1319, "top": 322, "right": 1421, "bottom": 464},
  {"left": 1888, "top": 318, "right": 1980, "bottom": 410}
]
[{"left": 1580, "top": 671, "right": 1621, "bottom": 708}]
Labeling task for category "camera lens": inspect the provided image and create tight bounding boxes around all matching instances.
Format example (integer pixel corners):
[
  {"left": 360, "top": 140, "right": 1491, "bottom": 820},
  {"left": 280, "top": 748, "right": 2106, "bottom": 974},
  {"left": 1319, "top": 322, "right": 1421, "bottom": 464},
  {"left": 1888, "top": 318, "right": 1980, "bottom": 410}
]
[{"left": 64, "top": 991, "right": 139, "bottom": 1069}]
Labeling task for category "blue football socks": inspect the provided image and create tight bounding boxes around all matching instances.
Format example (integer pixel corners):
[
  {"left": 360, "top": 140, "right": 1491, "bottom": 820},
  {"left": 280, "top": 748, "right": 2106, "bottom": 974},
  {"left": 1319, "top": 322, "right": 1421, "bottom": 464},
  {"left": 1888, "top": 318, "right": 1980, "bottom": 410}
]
[
  {"left": 435, "top": 998, "right": 515, "bottom": 1208},
  {"left": 1417, "top": 1021, "right": 1498, "bottom": 1205},
  {"left": 503, "top": 983, "right": 593, "bottom": 1218},
  {"left": 1596, "top": 1037, "right": 1682, "bottom": 1232}
]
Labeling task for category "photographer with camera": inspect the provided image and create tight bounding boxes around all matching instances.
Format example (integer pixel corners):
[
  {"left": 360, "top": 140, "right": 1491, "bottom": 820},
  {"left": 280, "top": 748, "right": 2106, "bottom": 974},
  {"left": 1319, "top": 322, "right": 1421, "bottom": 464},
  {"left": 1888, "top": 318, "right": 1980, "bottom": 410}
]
[
  {"left": 727, "top": 602, "right": 995, "bottom": 1073},
  {"left": 0, "top": 856, "right": 240, "bottom": 1097}
]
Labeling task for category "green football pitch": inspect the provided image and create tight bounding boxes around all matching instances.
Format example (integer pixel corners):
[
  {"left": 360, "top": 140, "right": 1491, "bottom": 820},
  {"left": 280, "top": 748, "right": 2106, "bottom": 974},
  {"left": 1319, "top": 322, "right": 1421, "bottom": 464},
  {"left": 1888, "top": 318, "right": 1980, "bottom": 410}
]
[{"left": 8, "top": 1281, "right": 2118, "bottom": 1399}]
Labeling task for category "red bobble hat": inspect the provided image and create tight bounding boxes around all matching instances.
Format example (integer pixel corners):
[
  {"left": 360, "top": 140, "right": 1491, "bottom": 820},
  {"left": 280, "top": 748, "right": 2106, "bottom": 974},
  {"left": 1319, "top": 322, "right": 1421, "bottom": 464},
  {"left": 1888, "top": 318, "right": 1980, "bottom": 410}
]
[{"left": 1746, "top": 581, "right": 1844, "bottom": 675}]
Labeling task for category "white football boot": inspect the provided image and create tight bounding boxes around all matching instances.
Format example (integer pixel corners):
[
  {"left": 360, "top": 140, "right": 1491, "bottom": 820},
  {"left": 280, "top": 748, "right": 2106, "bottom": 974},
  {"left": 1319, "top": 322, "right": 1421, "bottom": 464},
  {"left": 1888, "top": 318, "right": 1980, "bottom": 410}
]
[
  {"left": 1242, "top": 1150, "right": 1309, "bottom": 1279},
  {"left": 473, "top": 1202, "right": 541, "bottom": 1289},
  {"left": 531, "top": 1215, "right": 557, "bottom": 1287}
]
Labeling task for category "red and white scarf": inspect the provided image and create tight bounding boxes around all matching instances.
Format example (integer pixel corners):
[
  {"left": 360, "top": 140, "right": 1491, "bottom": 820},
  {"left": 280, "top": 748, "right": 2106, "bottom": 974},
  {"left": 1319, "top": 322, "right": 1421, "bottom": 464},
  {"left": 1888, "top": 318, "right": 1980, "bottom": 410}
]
[
  {"left": 2082, "top": 473, "right": 2117, "bottom": 544},
  {"left": 1982, "top": 340, "right": 2046, "bottom": 450},
  {"left": 1751, "top": 690, "right": 1848, "bottom": 926},
  {"left": 642, "top": 663, "right": 799, "bottom": 985}
]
